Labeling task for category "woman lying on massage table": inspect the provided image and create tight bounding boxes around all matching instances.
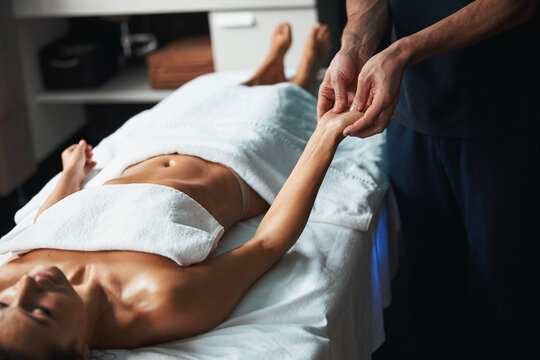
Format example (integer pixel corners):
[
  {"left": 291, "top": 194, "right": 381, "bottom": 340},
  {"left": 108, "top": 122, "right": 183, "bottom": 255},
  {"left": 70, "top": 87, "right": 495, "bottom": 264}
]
[{"left": 0, "top": 23, "right": 362, "bottom": 359}]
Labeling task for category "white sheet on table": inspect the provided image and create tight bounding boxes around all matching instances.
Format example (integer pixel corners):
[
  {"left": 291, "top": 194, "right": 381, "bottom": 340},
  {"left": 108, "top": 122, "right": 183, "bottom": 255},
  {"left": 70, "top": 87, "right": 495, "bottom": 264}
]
[
  {"left": 0, "top": 193, "right": 400, "bottom": 360},
  {"left": 87, "top": 192, "right": 399, "bottom": 360}
]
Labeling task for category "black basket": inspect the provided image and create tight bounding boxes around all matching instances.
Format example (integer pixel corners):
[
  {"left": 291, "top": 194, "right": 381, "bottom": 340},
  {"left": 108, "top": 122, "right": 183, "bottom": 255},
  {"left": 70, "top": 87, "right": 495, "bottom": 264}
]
[{"left": 39, "top": 37, "right": 118, "bottom": 89}]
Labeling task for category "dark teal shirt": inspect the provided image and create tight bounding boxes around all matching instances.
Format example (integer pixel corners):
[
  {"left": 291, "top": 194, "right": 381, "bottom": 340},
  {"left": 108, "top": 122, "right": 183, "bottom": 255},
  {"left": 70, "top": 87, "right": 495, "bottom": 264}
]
[{"left": 387, "top": 0, "right": 539, "bottom": 136}]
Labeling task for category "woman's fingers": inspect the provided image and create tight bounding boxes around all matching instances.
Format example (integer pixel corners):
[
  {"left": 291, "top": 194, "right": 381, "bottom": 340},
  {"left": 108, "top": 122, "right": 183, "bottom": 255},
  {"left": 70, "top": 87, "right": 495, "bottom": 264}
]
[
  {"left": 66, "top": 144, "right": 78, "bottom": 152},
  {"left": 84, "top": 161, "right": 97, "bottom": 175}
]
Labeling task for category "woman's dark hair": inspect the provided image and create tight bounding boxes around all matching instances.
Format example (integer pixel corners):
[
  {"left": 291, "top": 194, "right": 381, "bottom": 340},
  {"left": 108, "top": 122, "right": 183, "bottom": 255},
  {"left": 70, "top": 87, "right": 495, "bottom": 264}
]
[
  {"left": 0, "top": 346, "right": 25, "bottom": 360},
  {"left": 0, "top": 345, "right": 81, "bottom": 360}
]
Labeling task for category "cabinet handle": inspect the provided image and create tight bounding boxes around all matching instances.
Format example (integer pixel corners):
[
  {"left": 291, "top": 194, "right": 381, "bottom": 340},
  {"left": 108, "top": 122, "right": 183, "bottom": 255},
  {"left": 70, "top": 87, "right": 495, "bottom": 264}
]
[{"left": 213, "top": 12, "right": 256, "bottom": 28}]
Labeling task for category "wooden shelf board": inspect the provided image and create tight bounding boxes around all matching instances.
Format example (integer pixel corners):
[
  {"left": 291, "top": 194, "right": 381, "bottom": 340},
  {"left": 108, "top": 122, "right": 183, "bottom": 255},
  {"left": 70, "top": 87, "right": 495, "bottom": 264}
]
[{"left": 36, "top": 65, "right": 176, "bottom": 104}]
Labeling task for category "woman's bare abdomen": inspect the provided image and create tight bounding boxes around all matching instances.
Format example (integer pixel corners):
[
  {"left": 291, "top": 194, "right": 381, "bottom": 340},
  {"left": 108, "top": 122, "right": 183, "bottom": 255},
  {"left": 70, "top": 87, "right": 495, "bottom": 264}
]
[{"left": 104, "top": 154, "right": 267, "bottom": 229}]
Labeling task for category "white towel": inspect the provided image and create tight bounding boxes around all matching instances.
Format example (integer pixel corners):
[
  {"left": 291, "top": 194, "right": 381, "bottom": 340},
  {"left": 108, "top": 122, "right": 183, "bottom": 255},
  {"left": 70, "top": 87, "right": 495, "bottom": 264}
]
[
  {"left": 12, "top": 72, "right": 388, "bottom": 234},
  {"left": 0, "top": 184, "right": 224, "bottom": 266}
]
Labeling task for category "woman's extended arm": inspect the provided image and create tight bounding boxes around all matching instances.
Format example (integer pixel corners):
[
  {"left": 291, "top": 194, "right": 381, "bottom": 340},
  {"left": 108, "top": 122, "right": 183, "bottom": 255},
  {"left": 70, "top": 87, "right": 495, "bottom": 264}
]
[
  {"left": 247, "top": 110, "right": 363, "bottom": 263},
  {"left": 251, "top": 115, "right": 354, "bottom": 258},
  {"left": 34, "top": 140, "right": 96, "bottom": 222},
  {"left": 174, "top": 110, "right": 363, "bottom": 337}
]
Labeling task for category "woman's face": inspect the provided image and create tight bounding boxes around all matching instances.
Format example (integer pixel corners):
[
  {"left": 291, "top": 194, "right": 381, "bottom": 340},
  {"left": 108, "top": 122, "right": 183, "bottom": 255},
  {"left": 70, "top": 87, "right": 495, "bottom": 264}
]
[{"left": 0, "top": 265, "right": 88, "bottom": 358}]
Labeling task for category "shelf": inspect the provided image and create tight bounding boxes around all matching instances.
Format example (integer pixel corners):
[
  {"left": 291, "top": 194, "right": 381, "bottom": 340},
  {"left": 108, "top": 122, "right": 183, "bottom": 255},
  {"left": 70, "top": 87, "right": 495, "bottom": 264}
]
[
  {"left": 12, "top": 0, "right": 315, "bottom": 18},
  {"left": 36, "top": 65, "right": 176, "bottom": 104}
]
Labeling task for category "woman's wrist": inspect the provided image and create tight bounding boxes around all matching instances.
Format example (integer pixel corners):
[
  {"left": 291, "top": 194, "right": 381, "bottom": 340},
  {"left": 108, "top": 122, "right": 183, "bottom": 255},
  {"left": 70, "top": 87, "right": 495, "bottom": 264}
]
[
  {"left": 313, "top": 124, "right": 342, "bottom": 150},
  {"left": 60, "top": 168, "right": 85, "bottom": 187}
]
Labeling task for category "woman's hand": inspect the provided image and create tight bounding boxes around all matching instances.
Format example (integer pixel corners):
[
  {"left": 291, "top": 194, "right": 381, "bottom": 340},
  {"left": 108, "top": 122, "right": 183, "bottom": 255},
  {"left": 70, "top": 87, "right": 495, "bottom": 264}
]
[
  {"left": 34, "top": 139, "right": 97, "bottom": 222},
  {"left": 317, "top": 108, "right": 366, "bottom": 144},
  {"left": 61, "top": 139, "right": 96, "bottom": 185}
]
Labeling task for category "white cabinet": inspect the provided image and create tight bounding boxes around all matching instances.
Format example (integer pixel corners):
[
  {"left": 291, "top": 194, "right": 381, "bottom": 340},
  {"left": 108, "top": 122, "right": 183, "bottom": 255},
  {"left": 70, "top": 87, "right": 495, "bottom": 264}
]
[
  {"left": 10, "top": 0, "right": 318, "bottom": 163},
  {"left": 210, "top": 8, "right": 318, "bottom": 72}
]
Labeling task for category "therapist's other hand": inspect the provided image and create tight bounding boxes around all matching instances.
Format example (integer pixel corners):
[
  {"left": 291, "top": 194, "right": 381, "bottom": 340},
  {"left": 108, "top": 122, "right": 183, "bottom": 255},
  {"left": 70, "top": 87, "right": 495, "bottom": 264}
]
[
  {"left": 61, "top": 139, "right": 97, "bottom": 184},
  {"left": 344, "top": 45, "right": 407, "bottom": 138},
  {"left": 317, "top": 47, "right": 368, "bottom": 120}
]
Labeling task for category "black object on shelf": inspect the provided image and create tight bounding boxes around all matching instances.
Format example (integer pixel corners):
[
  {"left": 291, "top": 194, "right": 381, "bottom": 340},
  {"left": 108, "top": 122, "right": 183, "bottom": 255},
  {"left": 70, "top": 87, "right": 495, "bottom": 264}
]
[{"left": 39, "top": 37, "right": 119, "bottom": 89}]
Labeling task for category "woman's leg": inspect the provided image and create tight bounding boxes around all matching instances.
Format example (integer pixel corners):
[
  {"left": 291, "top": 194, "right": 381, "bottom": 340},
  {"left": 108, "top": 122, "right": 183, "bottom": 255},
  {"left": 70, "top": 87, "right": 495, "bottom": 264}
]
[
  {"left": 242, "top": 22, "right": 331, "bottom": 90},
  {"left": 241, "top": 23, "right": 291, "bottom": 86},
  {"left": 290, "top": 24, "right": 331, "bottom": 92}
]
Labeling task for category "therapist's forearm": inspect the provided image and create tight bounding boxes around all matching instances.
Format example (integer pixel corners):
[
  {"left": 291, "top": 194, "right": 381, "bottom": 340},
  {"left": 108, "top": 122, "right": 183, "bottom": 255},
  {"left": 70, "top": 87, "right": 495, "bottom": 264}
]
[
  {"left": 34, "top": 171, "right": 81, "bottom": 222},
  {"left": 342, "top": 0, "right": 389, "bottom": 60},
  {"left": 392, "top": 0, "right": 538, "bottom": 67}
]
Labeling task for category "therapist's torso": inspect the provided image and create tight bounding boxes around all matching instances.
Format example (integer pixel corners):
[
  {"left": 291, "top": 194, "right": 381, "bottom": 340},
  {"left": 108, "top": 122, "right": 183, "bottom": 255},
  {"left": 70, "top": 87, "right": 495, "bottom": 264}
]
[{"left": 387, "top": 0, "right": 539, "bottom": 136}]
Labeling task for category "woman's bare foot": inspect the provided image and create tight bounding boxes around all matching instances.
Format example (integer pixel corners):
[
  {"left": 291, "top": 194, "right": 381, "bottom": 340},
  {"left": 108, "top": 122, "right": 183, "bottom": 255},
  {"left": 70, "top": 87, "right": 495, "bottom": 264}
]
[
  {"left": 242, "top": 23, "right": 292, "bottom": 86},
  {"left": 291, "top": 24, "right": 331, "bottom": 92}
]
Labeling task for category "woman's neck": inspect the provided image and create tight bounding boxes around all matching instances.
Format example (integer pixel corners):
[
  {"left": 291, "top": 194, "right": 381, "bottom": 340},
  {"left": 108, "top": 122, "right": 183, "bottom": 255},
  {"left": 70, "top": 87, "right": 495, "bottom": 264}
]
[{"left": 71, "top": 265, "right": 109, "bottom": 347}]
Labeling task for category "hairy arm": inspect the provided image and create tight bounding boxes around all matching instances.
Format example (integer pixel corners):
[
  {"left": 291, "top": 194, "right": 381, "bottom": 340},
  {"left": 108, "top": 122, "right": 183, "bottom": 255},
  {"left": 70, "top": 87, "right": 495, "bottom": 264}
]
[
  {"left": 317, "top": 0, "right": 389, "bottom": 118},
  {"left": 394, "top": 0, "right": 538, "bottom": 68},
  {"left": 343, "top": 0, "right": 389, "bottom": 61},
  {"left": 345, "top": 0, "right": 538, "bottom": 137}
]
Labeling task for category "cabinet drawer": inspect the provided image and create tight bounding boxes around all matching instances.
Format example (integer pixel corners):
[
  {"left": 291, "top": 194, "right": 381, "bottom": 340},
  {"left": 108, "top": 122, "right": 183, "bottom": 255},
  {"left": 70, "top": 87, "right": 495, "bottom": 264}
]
[{"left": 209, "top": 8, "right": 318, "bottom": 72}]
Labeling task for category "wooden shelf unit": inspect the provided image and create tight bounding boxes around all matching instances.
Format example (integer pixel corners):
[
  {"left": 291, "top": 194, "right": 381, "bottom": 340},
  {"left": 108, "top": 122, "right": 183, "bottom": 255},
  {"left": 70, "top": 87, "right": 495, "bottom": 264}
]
[{"left": 11, "top": 0, "right": 318, "bottom": 163}]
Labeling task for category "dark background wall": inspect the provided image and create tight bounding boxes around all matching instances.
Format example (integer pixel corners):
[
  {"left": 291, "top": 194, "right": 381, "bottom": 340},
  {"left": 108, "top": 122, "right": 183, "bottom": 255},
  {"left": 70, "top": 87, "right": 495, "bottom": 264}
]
[{"left": 317, "top": 0, "right": 348, "bottom": 65}]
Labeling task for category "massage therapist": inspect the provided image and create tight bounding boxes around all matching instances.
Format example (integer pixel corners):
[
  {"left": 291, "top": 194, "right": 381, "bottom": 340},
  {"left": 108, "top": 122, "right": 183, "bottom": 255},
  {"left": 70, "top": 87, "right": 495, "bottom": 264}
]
[{"left": 317, "top": 1, "right": 539, "bottom": 358}]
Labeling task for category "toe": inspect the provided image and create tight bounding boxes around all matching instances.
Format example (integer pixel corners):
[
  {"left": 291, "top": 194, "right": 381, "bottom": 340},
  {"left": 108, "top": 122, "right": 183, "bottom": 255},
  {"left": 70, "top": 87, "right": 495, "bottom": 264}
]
[
  {"left": 279, "top": 22, "right": 291, "bottom": 34},
  {"left": 317, "top": 24, "right": 331, "bottom": 41}
]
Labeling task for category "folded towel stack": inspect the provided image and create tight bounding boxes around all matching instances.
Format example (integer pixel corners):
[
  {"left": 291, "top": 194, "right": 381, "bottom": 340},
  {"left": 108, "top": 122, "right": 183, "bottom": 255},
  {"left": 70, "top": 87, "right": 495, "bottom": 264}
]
[{"left": 146, "top": 35, "right": 214, "bottom": 89}]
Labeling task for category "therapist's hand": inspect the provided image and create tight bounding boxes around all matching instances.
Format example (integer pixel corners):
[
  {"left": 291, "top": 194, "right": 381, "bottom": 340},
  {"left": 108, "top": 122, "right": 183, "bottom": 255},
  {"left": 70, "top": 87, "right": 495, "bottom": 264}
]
[
  {"left": 61, "top": 139, "right": 96, "bottom": 184},
  {"left": 343, "top": 44, "right": 408, "bottom": 138},
  {"left": 317, "top": 47, "right": 369, "bottom": 120}
]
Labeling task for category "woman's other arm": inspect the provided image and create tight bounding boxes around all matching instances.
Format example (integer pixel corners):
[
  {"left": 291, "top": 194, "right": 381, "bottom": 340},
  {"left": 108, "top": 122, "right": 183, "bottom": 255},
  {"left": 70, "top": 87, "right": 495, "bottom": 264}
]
[{"left": 34, "top": 140, "right": 96, "bottom": 222}]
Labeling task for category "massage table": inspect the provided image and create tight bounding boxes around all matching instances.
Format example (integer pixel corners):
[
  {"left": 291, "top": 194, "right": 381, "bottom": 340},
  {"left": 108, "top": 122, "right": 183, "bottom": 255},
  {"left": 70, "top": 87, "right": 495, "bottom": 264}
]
[{"left": 0, "top": 71, "right": 401, "bottom": 359}]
